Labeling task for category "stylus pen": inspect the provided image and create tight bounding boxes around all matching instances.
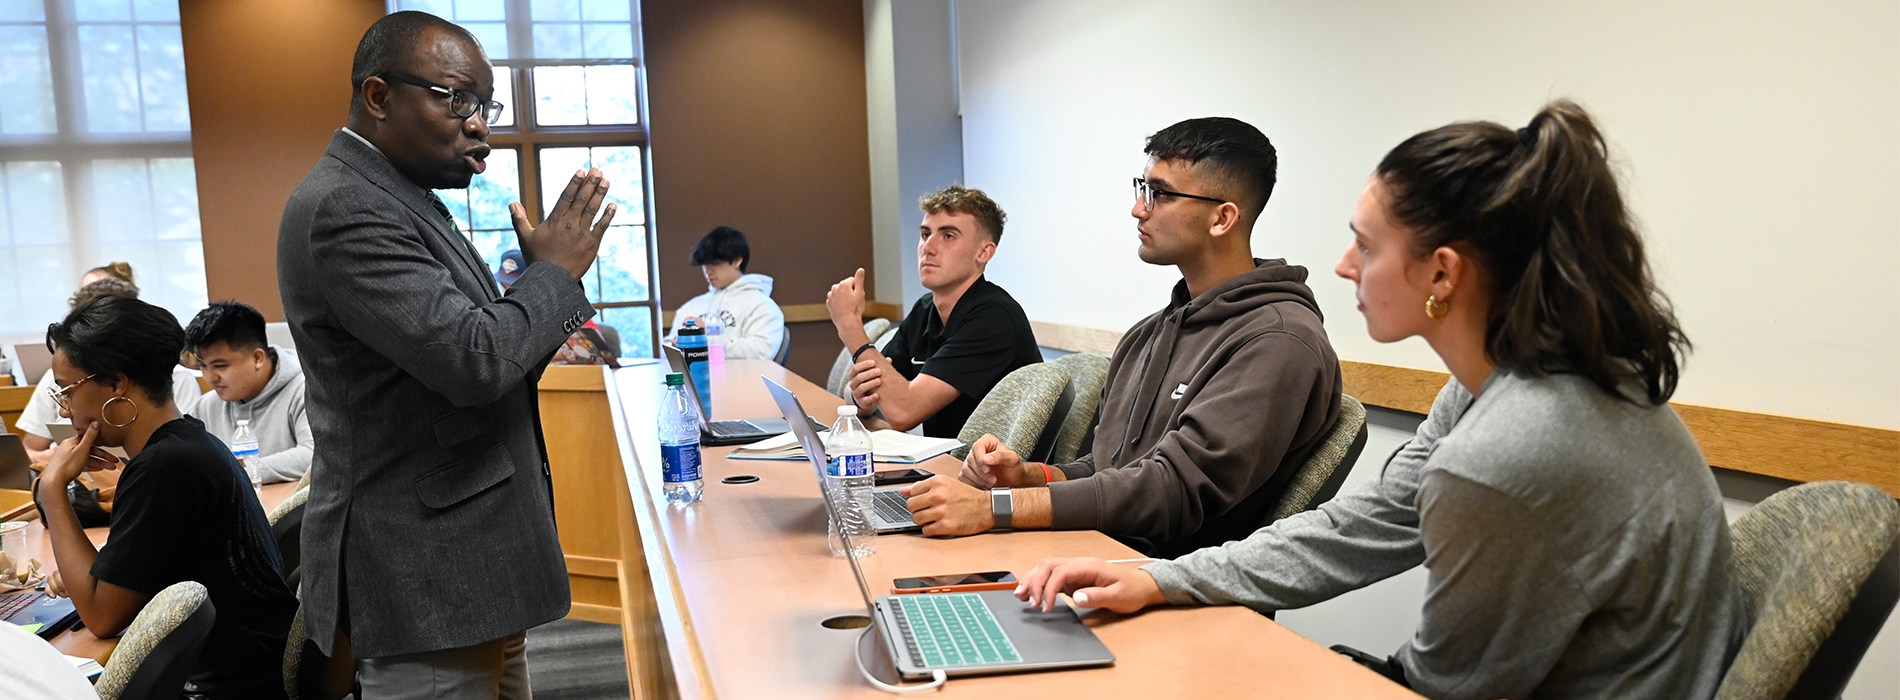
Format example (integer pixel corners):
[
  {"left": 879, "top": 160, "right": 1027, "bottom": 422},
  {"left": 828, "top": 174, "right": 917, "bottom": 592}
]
[{"left": 1106, "top": 558, "right": 1158, "bottom": 564}]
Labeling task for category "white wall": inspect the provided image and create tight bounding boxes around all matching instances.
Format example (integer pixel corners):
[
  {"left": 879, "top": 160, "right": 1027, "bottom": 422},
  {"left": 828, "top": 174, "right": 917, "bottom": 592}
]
[
  {"left": 953, "top": 0, "right": 1900, "bottom": 429},
  {"left": 863, "top": 0, "right": 962, "bottom": 307}
]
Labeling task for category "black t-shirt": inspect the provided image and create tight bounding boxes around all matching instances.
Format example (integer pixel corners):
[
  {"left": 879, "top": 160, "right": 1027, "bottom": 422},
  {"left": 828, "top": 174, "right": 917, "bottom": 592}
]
[
  {"left": 881, "top": 276, "right": 1042, "bottom": 438},
  {"left": 92, "top": 416, "right": 295, "bottom": 699}
]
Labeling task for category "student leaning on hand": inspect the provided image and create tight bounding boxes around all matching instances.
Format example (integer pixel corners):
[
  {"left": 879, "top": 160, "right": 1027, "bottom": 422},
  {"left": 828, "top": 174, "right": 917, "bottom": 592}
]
[{"left": 1014, "top": 100, "right": 1746, "bottom": 700}]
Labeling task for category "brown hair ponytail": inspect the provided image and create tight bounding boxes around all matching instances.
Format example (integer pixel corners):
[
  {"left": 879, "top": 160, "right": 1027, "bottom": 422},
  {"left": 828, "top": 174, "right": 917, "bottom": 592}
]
[
  {"left": 88, "top": 261, "right": 136, "bottom": 285},
  {"left": 1375, "top": 100, "right": 1689, "bottom": 404}
]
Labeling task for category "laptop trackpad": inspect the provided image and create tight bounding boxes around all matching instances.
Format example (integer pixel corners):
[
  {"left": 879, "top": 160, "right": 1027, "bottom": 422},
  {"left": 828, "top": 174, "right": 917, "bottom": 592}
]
[{"left": 984, "top": 591, "right": 1116, "bottom": 666}]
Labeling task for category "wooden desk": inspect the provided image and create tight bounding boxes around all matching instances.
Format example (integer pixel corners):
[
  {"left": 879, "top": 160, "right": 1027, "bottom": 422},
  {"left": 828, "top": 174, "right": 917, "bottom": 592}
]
[
  {"left": 25, "top": 480, "right": 301, "bottom": 662},
  {"left": 605, "top": 360, "right": 1418, "bottom": 699}
]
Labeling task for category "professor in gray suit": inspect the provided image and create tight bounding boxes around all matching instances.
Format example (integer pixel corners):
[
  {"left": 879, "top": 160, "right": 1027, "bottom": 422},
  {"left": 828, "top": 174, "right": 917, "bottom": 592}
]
[{"left": 278, "top": 12, "right": 618, "bottom": 698}]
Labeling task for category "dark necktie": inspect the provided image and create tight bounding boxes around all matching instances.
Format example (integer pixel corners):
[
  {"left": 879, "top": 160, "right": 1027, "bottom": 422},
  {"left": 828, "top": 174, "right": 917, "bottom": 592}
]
[{"left": 425, "top": 191, "right": 463, "bottom": 236}]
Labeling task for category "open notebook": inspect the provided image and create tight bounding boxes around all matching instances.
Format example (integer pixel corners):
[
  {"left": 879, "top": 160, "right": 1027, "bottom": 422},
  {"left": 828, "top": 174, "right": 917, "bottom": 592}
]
[{"left": 728, "top": 429, "right": 962, "bottom": 464}]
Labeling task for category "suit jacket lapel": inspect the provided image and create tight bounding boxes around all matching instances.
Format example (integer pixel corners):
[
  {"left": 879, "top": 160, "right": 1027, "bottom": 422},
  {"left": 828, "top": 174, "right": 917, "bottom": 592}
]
[{"left": 324, "top": 132, "right": 500, "bottom": 296}]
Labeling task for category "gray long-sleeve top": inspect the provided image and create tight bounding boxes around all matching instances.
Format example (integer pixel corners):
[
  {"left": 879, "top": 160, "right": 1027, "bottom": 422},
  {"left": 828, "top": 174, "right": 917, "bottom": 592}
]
[{"left": 1143, "top": 371, "right": 1747, "bottom": 700}]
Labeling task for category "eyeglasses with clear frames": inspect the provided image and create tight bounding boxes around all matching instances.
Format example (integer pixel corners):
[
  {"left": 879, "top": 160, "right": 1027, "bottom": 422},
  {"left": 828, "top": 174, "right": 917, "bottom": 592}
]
[
  {"left": 1133, "top": 177, "right": 1227, "bottom": 212},
  {"left": 378, "top": 72, "right": 506, "bottom": 124},
  {"left": 48, "top": 374, "right": 96, "bottom": 411}
]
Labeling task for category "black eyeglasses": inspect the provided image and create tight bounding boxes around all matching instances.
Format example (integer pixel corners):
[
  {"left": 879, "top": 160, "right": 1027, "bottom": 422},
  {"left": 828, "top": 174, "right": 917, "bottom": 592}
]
[
  {"left": 378, "top": 72, "right": 505, "bottom": 124},
  {"left": 1133, "top": 177, "right": 1226, "bottom": 212}
]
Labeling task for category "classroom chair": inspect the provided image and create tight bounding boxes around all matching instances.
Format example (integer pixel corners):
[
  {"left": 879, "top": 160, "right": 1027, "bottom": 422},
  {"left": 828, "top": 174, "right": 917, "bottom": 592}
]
[
  {"left": 773, "top": 328, "right": 792, "bottom": 365},
  {"left": 93, "top": 581, "right": 216, "bottom": 700},
  {"left": 269, "top": 484, "right": 310, "bottom": 589},
  {"left": 826, "top": 318, "right": 894, "bottom": 399},
  {"left": 1266, "top": 394, "right": 1369, "bottom": 522},
  {"left": 1715, "top": 480, "right": 1900, "bottom": 700},
  {"left": 1045, "top": 353, "right": 1110, "bottom": 464},
  {"left": 286, "top": 589, "right": 357, "bottom": 700},
  {"left": 953, "top": 362, "right": 1072, "bottom": 462}
]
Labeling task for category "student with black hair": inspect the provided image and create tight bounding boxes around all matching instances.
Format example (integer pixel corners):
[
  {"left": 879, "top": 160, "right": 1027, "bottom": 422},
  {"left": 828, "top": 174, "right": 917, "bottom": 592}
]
[
  {"left": 1014, "top": 101, "right": 1745, "bottom": 699},
  {"left": 185, "top": 301, "right": 312, "bottom": 484},
  {"left": 666, "top": 226, "right": 786, "bottom": 360},
  {"left": 909, "top": 118, "right": 1342, "bottom": 559},
  {"left": 38, "top": 294, "right": 296, "bottom": 700}
]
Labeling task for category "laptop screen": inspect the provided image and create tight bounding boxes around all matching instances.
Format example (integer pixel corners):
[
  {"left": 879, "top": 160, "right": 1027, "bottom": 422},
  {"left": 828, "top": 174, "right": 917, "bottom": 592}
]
[
  {"left": 660, "top": 344, "right": 711, "bottom": 431},
  {"left": 760, "top": 377, "right": 883, "bottom": 615}
]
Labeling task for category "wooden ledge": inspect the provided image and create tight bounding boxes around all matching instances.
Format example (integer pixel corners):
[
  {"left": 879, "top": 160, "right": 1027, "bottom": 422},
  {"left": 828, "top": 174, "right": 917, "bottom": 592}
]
[{"left": 1036, "top": 321, "right": 1900, "bottom": 497}]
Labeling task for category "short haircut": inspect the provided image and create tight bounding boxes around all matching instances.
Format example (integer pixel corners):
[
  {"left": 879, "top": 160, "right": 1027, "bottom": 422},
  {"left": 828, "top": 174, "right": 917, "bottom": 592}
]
[
  {"left": 185, "top": 301, "right": 269, "bottom": 355},
  {"left": 69, "top": 278, "right": 138, "bottom": 311},
  {"left": 46, "top": 295, "right": 185, "bottom": 404},
  {"left": 350, "top": 11, "right": 479, "bottom": 116},
  {"left": 1143, "top": 117, "right": 1278, "bottom": 225},
  {"left": 919, "top": 185, "right": 1007, "bottom": 243},
  {"left": 688, "top": 227, "right": 750, "bottom": 272}
]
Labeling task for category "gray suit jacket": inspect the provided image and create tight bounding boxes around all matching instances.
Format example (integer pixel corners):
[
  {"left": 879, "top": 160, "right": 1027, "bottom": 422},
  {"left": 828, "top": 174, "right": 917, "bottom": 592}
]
[{"left": 278, "top": 132, "right": 594, "bottom": 658}]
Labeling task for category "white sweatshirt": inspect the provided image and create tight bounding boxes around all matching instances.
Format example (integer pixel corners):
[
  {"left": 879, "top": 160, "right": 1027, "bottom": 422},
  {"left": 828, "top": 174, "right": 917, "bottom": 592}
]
[{"left": 667, "top": 273, "right": 786, "bottom": 361}]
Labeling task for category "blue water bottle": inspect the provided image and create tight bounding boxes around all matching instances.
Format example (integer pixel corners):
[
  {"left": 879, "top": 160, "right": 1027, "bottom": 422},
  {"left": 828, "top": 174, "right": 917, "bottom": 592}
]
[{"left": 677, "top": 320, "right": 713, "bottom": 418}]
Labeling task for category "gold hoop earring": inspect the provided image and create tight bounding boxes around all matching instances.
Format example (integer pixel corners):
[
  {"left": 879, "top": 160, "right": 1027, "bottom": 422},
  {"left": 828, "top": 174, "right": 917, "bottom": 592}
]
[
  {"left": 1425, "top": 295, "right": 1449, "bottom": 320},
  {"left": 102, "top": 396, "right": 139, "bottom": 428}
]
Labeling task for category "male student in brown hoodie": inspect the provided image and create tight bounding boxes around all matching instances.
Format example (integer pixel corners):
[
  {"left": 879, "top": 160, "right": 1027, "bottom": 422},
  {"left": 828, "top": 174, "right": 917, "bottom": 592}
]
[{"left": 901, "top": 117, "right": 1343, "bottom": 558}]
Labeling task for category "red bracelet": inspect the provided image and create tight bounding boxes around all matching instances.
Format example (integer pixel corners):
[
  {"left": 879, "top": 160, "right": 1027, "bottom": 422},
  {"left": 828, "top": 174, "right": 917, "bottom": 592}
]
[{"left": 1039, "top": 462, "right": 1057, "bottom": 485}]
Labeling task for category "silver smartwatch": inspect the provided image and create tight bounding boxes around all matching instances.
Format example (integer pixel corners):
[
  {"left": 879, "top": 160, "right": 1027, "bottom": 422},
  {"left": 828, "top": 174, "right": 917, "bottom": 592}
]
[{"left": 990, "top": 488, "right": 1013, "bottom": 530}]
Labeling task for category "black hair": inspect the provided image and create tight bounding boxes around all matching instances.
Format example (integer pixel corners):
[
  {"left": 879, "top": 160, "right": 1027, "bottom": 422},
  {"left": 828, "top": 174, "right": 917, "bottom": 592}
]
[
  {"left": 1375, "top": 99, "right": 1689, "bottom": 405},
  {"left": 350, "top": 11, "right": 478, "bottom": 118},
  {"left": 1143, "top": 117, "right": 1279, "bottom": 225},
  {"left": 689, "top": 226, "right": 751, "bottom": 272},
  {"left": 68, "top": 278, "right": 139, "bottom": 310},
  {"left": 46, "top": 295, "right": 186, "bottom": 404},
  {"left": 184, "top": 301, "right": 269, "bottom": 355}
]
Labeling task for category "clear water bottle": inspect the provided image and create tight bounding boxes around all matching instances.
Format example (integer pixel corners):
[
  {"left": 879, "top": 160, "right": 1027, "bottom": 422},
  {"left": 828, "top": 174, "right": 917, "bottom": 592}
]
[
  {"left": 659, "top": 373, "right": 704, "bottom": 505},
  {"left": 230, "top": 419, "right": 261, "bottom": 490},
  {"left": 676, "top": 320, "right": 713, "bottom": 417},
  {"left": 703, "top": 314, "right": 726, "bottom": 367},
  {"left": 826, "top": 405, "right": 876, "bottom": 557}
]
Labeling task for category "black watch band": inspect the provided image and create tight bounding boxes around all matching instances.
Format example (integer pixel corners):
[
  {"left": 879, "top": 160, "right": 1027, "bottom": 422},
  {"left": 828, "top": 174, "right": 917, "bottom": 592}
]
[{"left": 851, "top": 343, "right": 878, "bottom": 362}]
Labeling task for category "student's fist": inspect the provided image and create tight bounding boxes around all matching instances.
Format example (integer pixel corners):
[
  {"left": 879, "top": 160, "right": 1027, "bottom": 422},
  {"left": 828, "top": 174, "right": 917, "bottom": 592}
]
[
  {"left": 900, "top": 475, "right": 993, "bottom": 537},
  {"left": 960, "top": 434, "right": 1030, "bottom": 488},
  {"left": 826, "top": 268, "right": 869, "bottom": 339}
]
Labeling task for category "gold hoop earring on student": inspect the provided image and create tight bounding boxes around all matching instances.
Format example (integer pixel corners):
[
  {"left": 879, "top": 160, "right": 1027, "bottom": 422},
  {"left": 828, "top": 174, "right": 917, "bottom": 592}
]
[
  {"left": 1425, "top": 295, "right": 1449, "bottom": 320},
  {"left": 102, "top": 396, "right": 139, "bottom": 428}
]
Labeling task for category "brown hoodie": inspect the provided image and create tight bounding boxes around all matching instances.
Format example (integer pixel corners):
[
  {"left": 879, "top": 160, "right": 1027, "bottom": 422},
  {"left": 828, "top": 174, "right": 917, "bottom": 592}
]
[{"left": 1048, "top": 258, "right": 1341, "bottom": 558}]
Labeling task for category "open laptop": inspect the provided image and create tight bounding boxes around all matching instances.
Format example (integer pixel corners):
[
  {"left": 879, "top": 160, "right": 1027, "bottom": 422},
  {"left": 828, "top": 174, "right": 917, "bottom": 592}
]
[
  {"left": 763, "top": 377, "right": 922, "bottom": 534},
  {"left": 11, "top": 343, "right": 51, "bottom": 386},
  {"left": 0, "top": 434, "right": 32, "bottom": 490},
  {"left": 826, "top": 464, "right": 1115, "bottom": 681},
  {"left": 1, "top": 590, "right": 79, "bottom": 640},
  {"left": 662, "top": 344, "right": 821, "bottom": 447}
]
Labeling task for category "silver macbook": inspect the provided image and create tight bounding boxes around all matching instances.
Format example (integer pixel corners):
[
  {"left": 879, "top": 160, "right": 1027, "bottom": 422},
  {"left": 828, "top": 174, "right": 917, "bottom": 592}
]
[
  {"left": 660, "top": 344, "right": 821, "bottom": 446},
  {"left": 761, "top": 377, "right": 919, "bottom": 534}
]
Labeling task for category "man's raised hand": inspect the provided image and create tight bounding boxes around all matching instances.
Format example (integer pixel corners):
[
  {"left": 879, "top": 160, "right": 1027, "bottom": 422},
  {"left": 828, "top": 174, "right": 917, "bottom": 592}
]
[{"left": 511, "top": 168, "right": 617, "bottom": 280}]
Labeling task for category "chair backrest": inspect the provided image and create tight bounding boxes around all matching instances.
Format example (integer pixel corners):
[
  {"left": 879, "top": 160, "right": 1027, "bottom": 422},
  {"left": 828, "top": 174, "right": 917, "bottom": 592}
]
[
  {"left": 94, "top": 581, "right": 216, "bottom": 700},
  {"left": 826, "top": 319, "right": 895, "bottom": 398},
  {"left": 269, "top": 485, "right": 310, "bottom": 588},
  {"left": 1715, "top": 481, "right": 1900, "bottom": 700},
  {"left": 285, "top": 588, "right": 356, "bottom": 700},
  {"left": 953, "top": 363, "right": 1072, "bottom": 461},
  {"left": 772, "top": 327, "right": 792, "bottom": 365},
  {"left": 1046, "top": 353, "right": 1110, "bottom": 464},
  {"left": 1267, "top": 395, "right": 1368, "bottom": 523}
]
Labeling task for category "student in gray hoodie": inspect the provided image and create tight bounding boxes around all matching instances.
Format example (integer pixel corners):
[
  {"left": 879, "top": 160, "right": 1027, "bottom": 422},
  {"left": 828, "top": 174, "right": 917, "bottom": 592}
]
[
  {"left": 903, "top": 117, "right": 1343, "bottom": 558},
  {"left": 184, "top": 301, "right": 312, "bottom": 484}
]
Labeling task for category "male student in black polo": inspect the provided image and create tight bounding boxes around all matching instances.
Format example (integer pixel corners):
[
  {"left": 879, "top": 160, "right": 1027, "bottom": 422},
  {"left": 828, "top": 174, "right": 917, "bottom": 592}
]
[{"left": 825, "top": 184, "right": 1040, "bottom": 438}]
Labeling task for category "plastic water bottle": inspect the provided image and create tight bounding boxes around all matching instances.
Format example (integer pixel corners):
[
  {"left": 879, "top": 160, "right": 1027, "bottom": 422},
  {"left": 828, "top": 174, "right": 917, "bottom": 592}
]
[
  {"left": 676, "top": 320, "right": 713, "bottom": 418},
  {"left": 826, "top": 405, "right": 876, "bottom": 557},
  {"left": 703, "top": 314, "right": 726, "bottom": 367},
  {"left": 659, "top": 373, "right": 704, "bottom": 505},
  {"left": 230, "top": 419, "right": 261, "bottom": 490}
]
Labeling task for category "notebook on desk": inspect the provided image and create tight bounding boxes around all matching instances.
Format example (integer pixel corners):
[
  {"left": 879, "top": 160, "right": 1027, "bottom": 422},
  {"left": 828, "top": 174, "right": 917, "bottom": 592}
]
[{"left": 660, "top": 344, "right": 824, "bottom": 447}]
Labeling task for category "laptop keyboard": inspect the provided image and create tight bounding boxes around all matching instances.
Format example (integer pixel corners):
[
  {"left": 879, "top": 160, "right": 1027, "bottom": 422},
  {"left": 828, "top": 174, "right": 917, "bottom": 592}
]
[
  {"left": 872, "top": 490, "right": 913, "bottom": 526},
  {"left": 891, "top": 593, "right": 1022, "bottom": 668},
  {"left": 707, "top": 421, "right": 752, "bottom": 437},
  {"left": 0, "top": 591, "right": 37, "bottom": 619}
]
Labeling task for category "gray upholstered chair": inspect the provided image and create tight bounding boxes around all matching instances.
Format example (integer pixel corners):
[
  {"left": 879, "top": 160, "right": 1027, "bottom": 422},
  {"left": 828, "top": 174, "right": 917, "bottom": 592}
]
[
  {"left": 285, "top": 588, "right": 356, "bottom": 700},
  {"left": 953, "top": 363, "right": 1072, "bottom": 461},
  {"left": 1266, "top": 394, "right": 1369, "bottom": 522},
  {"left": 269, "top": 484, "right": 310, "bottom": 588},
  {"left": 1715, "top": 481, "right": 1900, "bottom": 700},
  {"left": 826, "top": 318, "right": 895, "bottom": 399},
  {"left": 94, "top": 581, "right": 216, "bottom": 700},
  {"left": 1046, "top": 353, "right": 1110, "bottom": 464}
]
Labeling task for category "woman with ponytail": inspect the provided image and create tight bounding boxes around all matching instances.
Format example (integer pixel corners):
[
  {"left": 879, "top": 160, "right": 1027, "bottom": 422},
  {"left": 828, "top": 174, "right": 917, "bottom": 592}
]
[{"left": 1012, "top": 101, "right": 1746, "bottom": 699}]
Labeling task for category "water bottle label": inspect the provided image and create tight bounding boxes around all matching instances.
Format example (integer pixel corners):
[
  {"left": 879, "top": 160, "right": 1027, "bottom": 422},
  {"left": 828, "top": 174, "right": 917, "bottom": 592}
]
[
  {"left": 828, "top": 452, "right": 871, "bottom": 478},
  {"left": 661, "top": 443, "right": 702, "bottom": 483}
]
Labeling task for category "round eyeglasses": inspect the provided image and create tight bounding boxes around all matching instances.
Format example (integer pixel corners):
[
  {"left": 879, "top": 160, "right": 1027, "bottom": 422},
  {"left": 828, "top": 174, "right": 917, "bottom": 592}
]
[{"left": 379, "top": 72, "right": 506, "bottom": 125}]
